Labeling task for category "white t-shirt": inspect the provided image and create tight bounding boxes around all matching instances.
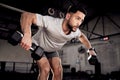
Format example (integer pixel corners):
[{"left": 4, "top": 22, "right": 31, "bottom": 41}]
[{"left": 32, "top": 14, "right": 82, "bottom": 52}]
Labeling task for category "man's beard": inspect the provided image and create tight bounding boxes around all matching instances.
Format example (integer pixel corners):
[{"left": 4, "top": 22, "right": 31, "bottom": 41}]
[{"left": 67, "top": 23, "right": 75, "bottom": 35}]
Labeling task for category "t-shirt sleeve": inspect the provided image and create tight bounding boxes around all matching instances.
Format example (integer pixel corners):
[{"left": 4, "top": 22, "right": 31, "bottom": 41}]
[
  {"left": 35, "top": 13, "right": 45, "bottom": 28},
  {"left": 35, "top": 13, "right": 54, "bottom": 29}
]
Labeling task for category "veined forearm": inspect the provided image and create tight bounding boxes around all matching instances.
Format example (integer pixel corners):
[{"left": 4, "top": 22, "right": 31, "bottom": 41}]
[{"left": 20, "top": 12, "right": 36, "bottom": 36}]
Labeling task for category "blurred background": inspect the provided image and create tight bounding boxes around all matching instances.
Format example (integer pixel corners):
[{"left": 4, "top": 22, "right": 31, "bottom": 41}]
[{"left": 0, "top": 0, "right": 120, "bottom": 80}]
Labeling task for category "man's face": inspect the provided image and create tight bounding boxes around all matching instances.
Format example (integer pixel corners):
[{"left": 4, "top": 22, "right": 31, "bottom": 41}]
[{"left": 67, "top": 11, "right": 85, "bottom": 32}]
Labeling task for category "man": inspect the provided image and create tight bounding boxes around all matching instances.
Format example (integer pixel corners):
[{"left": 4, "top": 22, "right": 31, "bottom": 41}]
[{"left": 20, "top": 5, "right": 96, "bottom": 80}]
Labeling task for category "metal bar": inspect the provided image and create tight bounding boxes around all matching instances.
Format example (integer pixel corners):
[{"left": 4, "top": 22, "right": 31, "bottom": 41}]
[
  {"left": 81, "top": 29, "right": 102, "bottom": 36},
  {"left": 90, "top": 32, "right": 120, "bottom": 40},
  {"left": 101, "top": 16, "right": 105, "bottom": 36},
  {"left": 88, "top": 16, "right": 101, "bottom": 39},
  {"left": 0, "top": 3, "right": 27, "bottom": 13},
  {"left": 106, "top": 15, "right": 120, "bottom": 29},
  {"left": 0, "top": 27, "right": 9, "bottom": 32}
]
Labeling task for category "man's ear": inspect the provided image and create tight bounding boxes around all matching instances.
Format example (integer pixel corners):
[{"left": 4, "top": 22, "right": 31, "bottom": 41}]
[{"left": 65, "top": 13, "right": 71, "bottom": 20}]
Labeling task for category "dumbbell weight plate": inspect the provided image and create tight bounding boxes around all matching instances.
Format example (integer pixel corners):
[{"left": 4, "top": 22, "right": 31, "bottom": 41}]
[{"left": 8, "top": 31, "right": 23, "bottom": 46}]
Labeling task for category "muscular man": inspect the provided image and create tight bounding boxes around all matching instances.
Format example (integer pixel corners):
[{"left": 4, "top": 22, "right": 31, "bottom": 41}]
[{"left": 20, "top": 5, "right": 96, "bottom": 80}]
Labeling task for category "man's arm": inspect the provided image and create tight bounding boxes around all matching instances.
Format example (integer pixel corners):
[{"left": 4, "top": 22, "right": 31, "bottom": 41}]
[
  {"left": 20, "top": 12, "right": 37, "bottom": 50},
  {"left": 79, "top": 32, "right": 96, "bottom": 55}
]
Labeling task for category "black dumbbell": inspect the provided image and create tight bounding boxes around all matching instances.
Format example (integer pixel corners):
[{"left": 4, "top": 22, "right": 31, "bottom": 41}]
[
  {"left": 8, "top": 31, "right": 23, "bottom": 46},
  {"left": 88, "top": 54, "right": 98, "bottom": 65},
  {"left": 8, "top": 31, "right": 44, "bottom": 60},
  {"left": 87, "top": 48, "right": 99, "bottom": 65}
]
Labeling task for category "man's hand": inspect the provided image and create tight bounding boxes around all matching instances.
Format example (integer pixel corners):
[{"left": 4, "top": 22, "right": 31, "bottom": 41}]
[
  {"left": 20, "top": 34, "right": 32, "bottom": 50},
  {"left": 87, "top": 48, "right": 98, "bottom": 65},
  {"left": 87, "top": 48, "right": 97, "bottom": 56}
]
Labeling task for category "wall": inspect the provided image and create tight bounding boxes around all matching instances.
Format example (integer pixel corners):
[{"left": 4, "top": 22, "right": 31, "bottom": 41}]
[
  {"left": 0, "top": 39, "right": 32, "bottom": 62},
  {"left": 0, "top": 39, "right": 33, "bottom": 73}
]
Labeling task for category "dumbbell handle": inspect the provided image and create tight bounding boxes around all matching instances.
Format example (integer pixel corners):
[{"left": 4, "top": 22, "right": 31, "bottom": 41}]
[
  {"left": 16, "top": 31, "right": 36, "bottom": 51},
  {"left": 87, "top": 54, "right": 92, "bottom": 60},
  {"left": 30, "top": 47, "right": 34, "bottom": 51},
  {"left": 16, "top": 31, "right": 23, "bottom": 38}
]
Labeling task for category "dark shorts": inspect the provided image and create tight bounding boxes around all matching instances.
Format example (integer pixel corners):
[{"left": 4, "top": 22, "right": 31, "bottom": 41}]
[
  {"left": 43, "top": 51, "right": 59, "bottom": 58},
  {"left": 31, "top": 43, "right": 59, "bottom": 59}
]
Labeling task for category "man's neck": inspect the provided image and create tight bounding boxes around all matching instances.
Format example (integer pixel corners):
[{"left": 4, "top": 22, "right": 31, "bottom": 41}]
[{"left": 62, "top": 20, "right": 71, "bottom": 35}]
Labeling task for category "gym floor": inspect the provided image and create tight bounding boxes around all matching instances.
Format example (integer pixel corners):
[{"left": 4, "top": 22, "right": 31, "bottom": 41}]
[{"left": 0, "top": 71, "right": 120, "bottom": 80}]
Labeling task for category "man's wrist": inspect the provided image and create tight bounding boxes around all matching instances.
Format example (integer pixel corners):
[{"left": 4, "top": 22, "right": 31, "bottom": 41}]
[{"left": 87, "top": 47, "right": 95, "bottom": 53}]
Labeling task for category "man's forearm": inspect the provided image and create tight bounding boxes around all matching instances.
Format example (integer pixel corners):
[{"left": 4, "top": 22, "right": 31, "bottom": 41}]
[
  {"left": 79, "top": 33, "right": 92, "bottom": 49},
  {"left": 20, "top": 12, "right": 36, "bottom": 36}
]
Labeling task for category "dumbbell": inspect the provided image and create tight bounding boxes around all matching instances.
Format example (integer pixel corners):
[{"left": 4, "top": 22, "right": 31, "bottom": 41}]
[
  {"left": 87, "top": 48, "right": 99, "bottom": 65},
  {"left": 8, "top": 31, "right": 44, "bottom": 60}
]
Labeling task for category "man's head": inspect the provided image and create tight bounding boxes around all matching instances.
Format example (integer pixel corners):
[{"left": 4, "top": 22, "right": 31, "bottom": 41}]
[
  {"left": 65, "top": 5, "right": 87, "bottom": 33},
  {"left": 68, "top": 5, "right": 87, "bottom": 15}
]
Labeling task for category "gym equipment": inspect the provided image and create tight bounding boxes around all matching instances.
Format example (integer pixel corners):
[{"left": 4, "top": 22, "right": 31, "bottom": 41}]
[
  {"left": 0, "top": 3, "right": 26, "bottom": 13},
  {"left": 8, "top": 31, "right": 44, "bottom": 60},
  {"left": 87, "top": 48, "right": 99, "bottom": 65}
]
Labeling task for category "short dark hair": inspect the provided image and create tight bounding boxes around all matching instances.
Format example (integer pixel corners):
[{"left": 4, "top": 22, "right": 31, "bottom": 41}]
[{"left": 67, "top": 5, "right": 87, "bottom": 15}]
